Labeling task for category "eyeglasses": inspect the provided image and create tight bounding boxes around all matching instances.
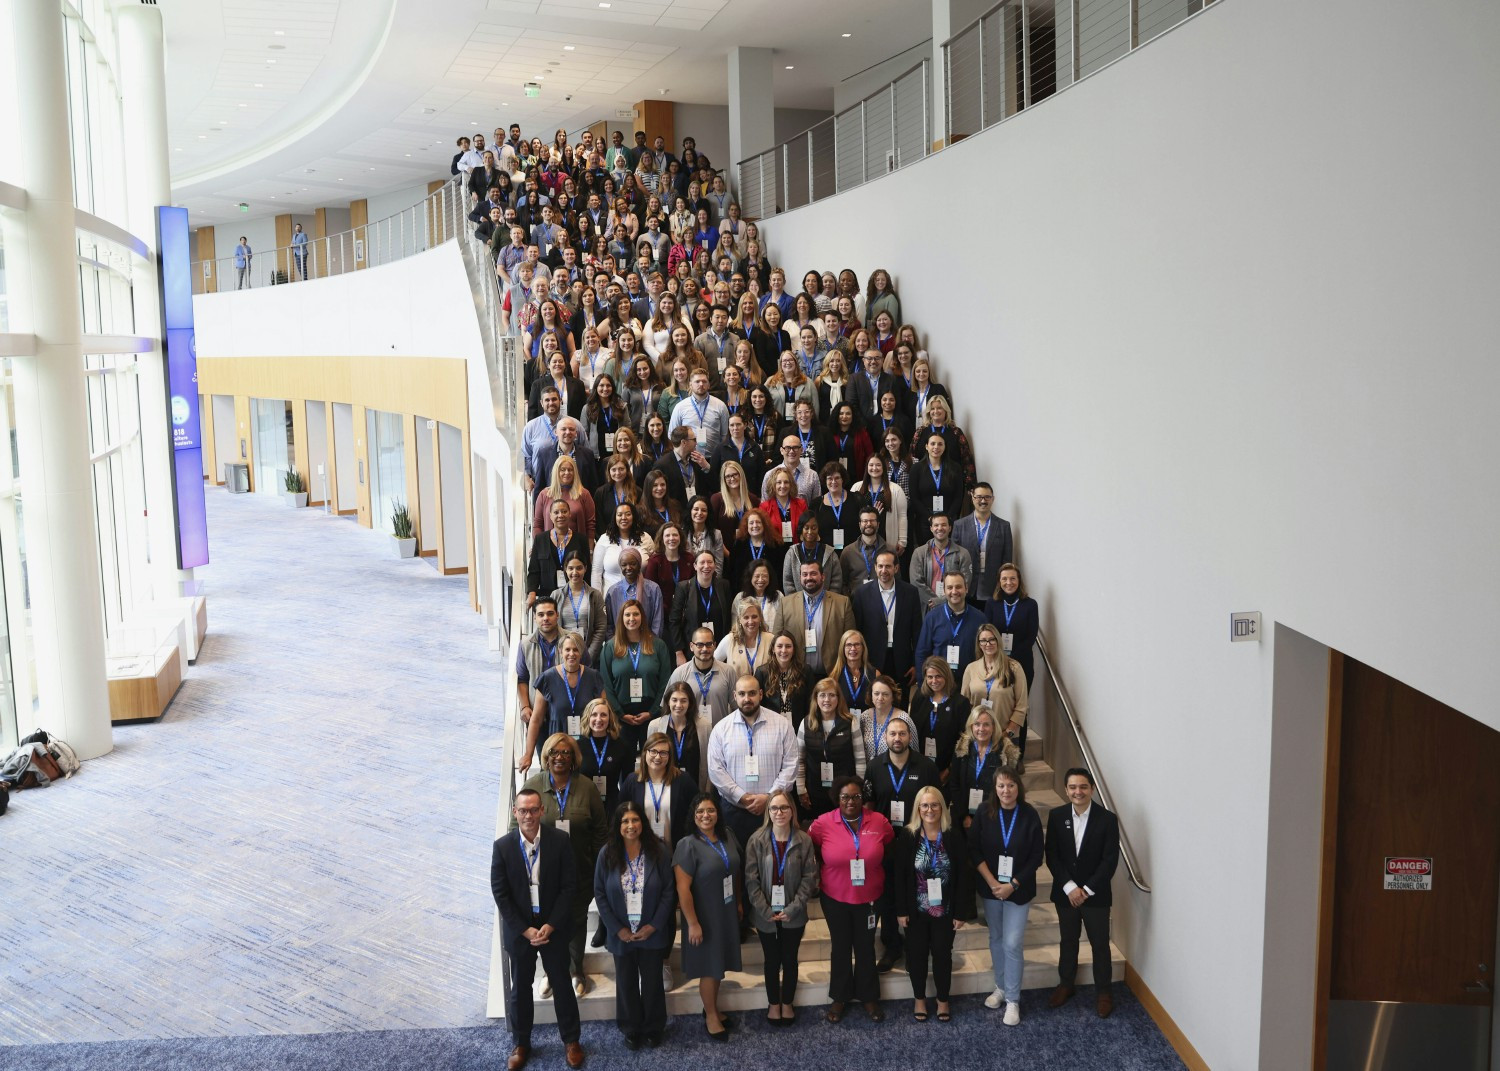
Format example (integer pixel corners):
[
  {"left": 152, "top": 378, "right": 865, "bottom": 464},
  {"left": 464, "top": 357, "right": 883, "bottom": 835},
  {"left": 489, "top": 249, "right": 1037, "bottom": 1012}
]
[
  {"left": 768, "top": 804, "right": 793, "bottom": 813},
  {"left": 837, "top": 793, "right": 863, "bottom": 802},
  {"left": 515, "top": 806, "right": 542, "bottom": 815},
  {"left": 646, "top": 749, "right": 670, "bottom": 758}
]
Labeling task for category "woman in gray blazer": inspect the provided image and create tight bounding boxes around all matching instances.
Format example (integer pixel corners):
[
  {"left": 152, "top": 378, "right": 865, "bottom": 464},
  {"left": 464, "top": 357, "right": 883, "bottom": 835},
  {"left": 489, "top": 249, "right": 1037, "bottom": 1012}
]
[
  {"left": 743, "top": 787, "right": 820, "bottom": 1024},
  {"left": 593, "top": 801, "right": 675, "bottom": 1049}
]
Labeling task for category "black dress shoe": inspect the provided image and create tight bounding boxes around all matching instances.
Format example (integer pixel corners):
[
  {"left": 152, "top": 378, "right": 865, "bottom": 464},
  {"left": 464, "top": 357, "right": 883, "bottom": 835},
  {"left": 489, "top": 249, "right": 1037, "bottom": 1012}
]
[
  {"left": 876, "top": 953, "right": 899, "bottom": 973},
  {"left": 864, "top": 1001, "right": 886, "bottom": 1022},
  {"left": 623, "top": 1037, "right": 640, "bottom": 1051},
  {"left": 644, "top": 1033, "right": 662, "bottom": 1048},
  {"left": 590, "top": 921, "right": 606, "bottom": 948},
  {"left": 826, "top": 1001, "right": 846, "bottom": 1023}
]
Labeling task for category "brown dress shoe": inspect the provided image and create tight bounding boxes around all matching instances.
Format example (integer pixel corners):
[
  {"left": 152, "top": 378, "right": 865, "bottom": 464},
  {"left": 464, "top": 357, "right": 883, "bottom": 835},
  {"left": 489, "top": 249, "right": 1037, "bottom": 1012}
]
[
  {"left": 826, "top": 1000, "right": 846, "bottom": 1023},
  {"left": 506, "top": 1045, "right": 529, "bottom": 1070},
  {"left": 565, "top": 1041, "right": 585, "bottom": 1068},
  {"left": 1096, "top": 991, "right": 1115, "bottom": 1018},
  {"left": 1048, "top": 984, "right": 1075, "bottom": 1008}
]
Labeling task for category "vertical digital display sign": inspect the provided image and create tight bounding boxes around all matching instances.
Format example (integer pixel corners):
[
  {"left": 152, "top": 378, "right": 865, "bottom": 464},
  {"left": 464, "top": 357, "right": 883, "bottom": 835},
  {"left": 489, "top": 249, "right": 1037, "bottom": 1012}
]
[{"left": 156, "top": 206, "right": 210, "bottom": 569}]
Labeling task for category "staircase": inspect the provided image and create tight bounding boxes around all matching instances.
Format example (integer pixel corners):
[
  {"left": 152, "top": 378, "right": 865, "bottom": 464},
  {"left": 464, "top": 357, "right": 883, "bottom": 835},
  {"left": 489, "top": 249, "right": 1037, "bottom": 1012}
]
[{"left": 528, "top": 725, "right": 1127, "bottom": 1023}]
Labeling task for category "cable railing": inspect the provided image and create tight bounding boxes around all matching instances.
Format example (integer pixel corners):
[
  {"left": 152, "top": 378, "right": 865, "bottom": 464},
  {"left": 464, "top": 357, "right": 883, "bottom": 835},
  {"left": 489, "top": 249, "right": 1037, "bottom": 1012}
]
[
  {"left": 1034, "top": 629, "right": 1151, "bottom": 893},
  {"left": 943, "top": 0, "right": 1214, "bottom": 144},
  {"left": 737, "top": 59, "right": 930, "bottom": 219},
  {"left": 190, "top": 182, "right": 464, "bottom": 293}
]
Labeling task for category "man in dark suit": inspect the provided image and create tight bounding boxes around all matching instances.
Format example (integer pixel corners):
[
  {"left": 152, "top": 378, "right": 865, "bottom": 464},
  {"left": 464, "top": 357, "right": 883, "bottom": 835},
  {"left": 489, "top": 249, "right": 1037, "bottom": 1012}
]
[
  {"left": 491, "top": 788, "right": 586, "bottom": 1069},
  {"left": 852, "top": 550, "right": 923, "bottom": 701},
  {"left": 1045, "top": 767, "right": 1121, "bottom": 1018},
  {"left": 849, "top": 348, "right": 902, "bottom": 423},
  {"left": 651, "top": 426, "right": 711, "bottom": 510}
]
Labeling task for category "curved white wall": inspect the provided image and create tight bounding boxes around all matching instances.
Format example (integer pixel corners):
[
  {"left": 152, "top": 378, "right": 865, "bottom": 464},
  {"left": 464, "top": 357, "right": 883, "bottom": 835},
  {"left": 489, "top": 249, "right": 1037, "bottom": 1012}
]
[{"left": 762, "top": 0, "right": 1500, "bottom": 1066}]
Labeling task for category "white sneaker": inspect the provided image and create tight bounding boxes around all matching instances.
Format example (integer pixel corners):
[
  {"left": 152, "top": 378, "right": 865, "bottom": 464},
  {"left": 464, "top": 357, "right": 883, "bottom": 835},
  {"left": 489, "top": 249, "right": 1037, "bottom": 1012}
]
[
  {"left": 984, "top": 987, "right": 1005, "bottom": 1010},
  {"left": 1004, "top": 1001, "right": 1021, "bottom": 1026}
]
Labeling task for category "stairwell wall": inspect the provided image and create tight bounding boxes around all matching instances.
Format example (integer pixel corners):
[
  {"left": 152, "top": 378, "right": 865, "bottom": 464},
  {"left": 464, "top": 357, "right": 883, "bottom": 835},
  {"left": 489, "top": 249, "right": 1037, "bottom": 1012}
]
[{"left": 759, "top": 0, "right": 1500, "bottom": 1066}]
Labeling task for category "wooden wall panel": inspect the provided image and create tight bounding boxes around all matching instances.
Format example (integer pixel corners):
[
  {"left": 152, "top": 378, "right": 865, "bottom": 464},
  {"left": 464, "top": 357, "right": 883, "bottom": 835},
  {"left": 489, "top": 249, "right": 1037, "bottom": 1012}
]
[
  {"left": 349, "top": 199, "right": 369, "bottom": 270},
  {"left": 200, "top": 391, "right": 217, "bottom": 484},
  {"left": 352, "top": 405, "right": 371, "bottom": 526},
  {"left": 232, "top": 395, "right": 253, "bottom": 490},
  {"left": 196, "top": 226, "right": 218, "bottom": 294},
  {"left": 634, "top": 99, "right": 674, "bottom": 149}
]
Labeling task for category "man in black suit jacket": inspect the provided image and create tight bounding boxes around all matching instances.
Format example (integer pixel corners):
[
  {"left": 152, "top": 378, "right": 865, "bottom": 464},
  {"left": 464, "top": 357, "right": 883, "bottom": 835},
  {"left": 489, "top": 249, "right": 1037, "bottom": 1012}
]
[
  {"left": 1045, "top": 767, "right": 1121, "bottom": 1018},
  {"left": 491, "top": 789, "right": 585, "bottom": 1069},
  {"left": 864, "top": 715, "right": 938, "bottom": 971},
  {"left": 852, "top": 549, "right": 924, "bottom": 702},
  {"left": 651, "top": 426, "right": 712, "bottom": 510}
]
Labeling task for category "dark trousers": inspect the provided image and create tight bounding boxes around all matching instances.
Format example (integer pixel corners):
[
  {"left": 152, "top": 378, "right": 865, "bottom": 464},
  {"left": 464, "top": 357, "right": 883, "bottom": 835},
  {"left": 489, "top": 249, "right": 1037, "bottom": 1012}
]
[
  {"left": 568, "top": 885, "right": 590, "bottom": 975},
  {"left": 722, "top": 802, "right": 761, "bottom": 856},
  {"left": 1056, "top": 899, "right": 1113, "bottom": 991},
  {"left": 757, "top": 923, "right": 805, "bottom": 1004},
  {"left": 506, "top": 932, "right": 580, "bottom": 1046},
  {"left": 613, "top": 946, "right": 667, "bottom": 1040},
  {"left": 877, "top": 857, "right": 904, "bottom": 957},
  {"left": 904, "top": 911, "right": 956, "bottom": 1001},
  {"left": 821, "top": 894, "right": 879, "bottom": 1004}
]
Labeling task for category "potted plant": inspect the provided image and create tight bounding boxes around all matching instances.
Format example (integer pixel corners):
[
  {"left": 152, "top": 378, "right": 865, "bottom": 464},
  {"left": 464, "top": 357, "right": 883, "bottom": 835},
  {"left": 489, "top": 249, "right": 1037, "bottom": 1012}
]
[
  {"left": 282, "top": 468, "right": 308, "bottom": 507},
  {"left": 391, "top": 502, "right": 417, "bottom": 558}
]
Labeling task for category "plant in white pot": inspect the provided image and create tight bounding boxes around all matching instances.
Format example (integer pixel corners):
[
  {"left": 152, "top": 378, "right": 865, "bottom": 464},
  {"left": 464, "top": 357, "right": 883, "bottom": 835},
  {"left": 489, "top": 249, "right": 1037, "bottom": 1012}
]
[
  {"left": 282, "top": 468, "right": 308, "bottom": 508},
  {"left": 391, "top": 502, "right": 417, "bottom": 558}
]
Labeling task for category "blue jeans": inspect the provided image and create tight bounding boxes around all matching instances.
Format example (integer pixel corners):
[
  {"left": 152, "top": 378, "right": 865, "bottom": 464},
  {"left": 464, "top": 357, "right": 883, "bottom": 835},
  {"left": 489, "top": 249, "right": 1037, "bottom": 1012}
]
[{"left": 982, "top": 895, "right": 1030, "bottom": 996}]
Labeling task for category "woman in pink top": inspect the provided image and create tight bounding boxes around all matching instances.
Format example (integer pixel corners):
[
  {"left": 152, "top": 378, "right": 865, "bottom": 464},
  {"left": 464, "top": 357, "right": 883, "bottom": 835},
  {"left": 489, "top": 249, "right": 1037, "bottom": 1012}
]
[{"left": 808, "top": 775, "right": 894, "bottom": 1023}]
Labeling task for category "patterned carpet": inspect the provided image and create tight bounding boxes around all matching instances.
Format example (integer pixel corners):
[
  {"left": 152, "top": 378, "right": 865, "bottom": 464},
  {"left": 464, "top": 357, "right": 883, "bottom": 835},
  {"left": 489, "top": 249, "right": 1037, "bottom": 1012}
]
[{"left": 0, "top": 487, "right": 504, "bottom": 1046}]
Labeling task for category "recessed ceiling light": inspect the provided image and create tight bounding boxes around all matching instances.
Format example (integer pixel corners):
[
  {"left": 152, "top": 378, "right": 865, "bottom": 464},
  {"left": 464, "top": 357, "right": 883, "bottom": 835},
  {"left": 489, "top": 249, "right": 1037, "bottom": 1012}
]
[
  {"left": 404, "top": 152, "right": 412, "bottom": 157},
  {"left": 785, "top": 65, "right": 794, "bottom": 69},
  {"left": 338, "top": 178, "right": 344, "bottom": 181},
  {"left": 501, "top": 102, "right": 509, "bottom": 106},
  {"left": 598, "top": 2, "right": 609, "bottom": 7},
  {"left": 563, "top": 45, "right": 575, "bottom": 51},
  {"left": 368, "top": 167, "right": 375, "bottom": 171},
  {"left": 266, "top": 59, "right": 276, "bottom": 64},
  {"left": 238, "top": 102, "right": 247, "bottom": 107},
  {"left": 471, "top": 121, "right": 478, "bottom": 125},
  {"left": 197, "top": 134, "right": 207, "bottom": 139},
  {"left": 268, "top": 44, "right": 285, "bottom": 50},
  {"left": 273, "top": 29, "right": 285, "bottom": 35},
  {"left": 254, "top": 82, "right": 264, "bottom": 87}
]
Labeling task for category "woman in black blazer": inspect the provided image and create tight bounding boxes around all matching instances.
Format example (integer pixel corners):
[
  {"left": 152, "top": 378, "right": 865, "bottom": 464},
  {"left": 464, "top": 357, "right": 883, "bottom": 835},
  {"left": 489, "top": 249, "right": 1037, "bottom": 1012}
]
[
  {"left": 893, "top": 787, "right": 974, "bottom": 1022},
  {"left": 968, "top": 765, "right": 1044, "bottom": 1022},
  {"left": 987, "top": 563, "right": 1040, "bottom": 689},
  {"left": 593, "top": 801, "right": 676, "bottom": 1049},
  {"left": 619, "top": 730, "right": 700, "bottom": 849}
]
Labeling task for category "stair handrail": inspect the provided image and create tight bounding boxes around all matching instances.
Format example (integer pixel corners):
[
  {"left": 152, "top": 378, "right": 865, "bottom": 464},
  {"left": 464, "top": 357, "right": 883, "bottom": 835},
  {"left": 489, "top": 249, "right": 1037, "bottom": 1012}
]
[{"left": 1035, "top": 628, "right": 1152, "bottom": 894}]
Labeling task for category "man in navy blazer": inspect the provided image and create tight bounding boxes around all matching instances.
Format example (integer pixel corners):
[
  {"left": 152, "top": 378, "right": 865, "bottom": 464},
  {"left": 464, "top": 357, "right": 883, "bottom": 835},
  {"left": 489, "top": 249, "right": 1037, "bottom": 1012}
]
[
  {"left": 491, "top": 788, "right": 585, "bottom": 1069},
  {"left": 1044, "top": 767, "right": 1121, "bottom": 1018},
  {"left": 851, "top": 549, "right": 923, "bottom": 702}
]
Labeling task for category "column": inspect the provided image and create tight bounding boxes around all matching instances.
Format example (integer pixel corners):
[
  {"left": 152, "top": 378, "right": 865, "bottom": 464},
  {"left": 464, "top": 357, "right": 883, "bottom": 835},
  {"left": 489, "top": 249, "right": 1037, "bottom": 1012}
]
[
  {"left": 117, "top": 2, "right": 189, "bottom": 604},
  {"left": 727, "top": 47, "right": 775, "bottom": 198},
  {"left": 4, "top": 0, "right": 112, "bottom": 757}
]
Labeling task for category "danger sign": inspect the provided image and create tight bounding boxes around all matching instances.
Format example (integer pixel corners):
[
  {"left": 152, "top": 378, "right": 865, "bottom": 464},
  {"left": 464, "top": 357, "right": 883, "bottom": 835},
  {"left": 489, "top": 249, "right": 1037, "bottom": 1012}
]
[{"left": 1383, "top": 856, "right": 1433, "bottom": 891}]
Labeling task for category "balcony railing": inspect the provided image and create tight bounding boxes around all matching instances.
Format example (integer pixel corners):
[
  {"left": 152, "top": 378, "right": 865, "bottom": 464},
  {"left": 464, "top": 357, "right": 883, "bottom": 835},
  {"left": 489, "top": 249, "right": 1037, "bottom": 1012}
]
[{"left": 737, "top": 59, "right": 930, "bottom": 219}]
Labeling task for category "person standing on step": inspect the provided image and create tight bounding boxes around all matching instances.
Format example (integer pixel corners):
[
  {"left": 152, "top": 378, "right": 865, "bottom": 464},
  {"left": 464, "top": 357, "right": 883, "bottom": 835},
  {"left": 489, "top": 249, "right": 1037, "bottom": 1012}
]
[
  {"left": 593, "top": 800, "right": 674, "bottom": 1050},
  {"left": 894, "top": 786, "right": 972, "bottom": 1023},
  {"left": 972, "top": 765, "right": 1043, "bottom": 1026},
  {"left": 1046, "top": 766, "right": 1121, "bottom": 1018},
  {"left": 706, "top": 674, "right": 799, "bottom": 851},
  {"left": 865, "top": 713, "right": 938, "bottom": 975},
  {"left": 673, "top": 793, "right": 745, "bottom": 1041},
  {"left": 491, "top": 788, "right": 586, "bottom": 1070},
  {"left": 744, "top": 787, "right": 819, "bottom": 1026}
]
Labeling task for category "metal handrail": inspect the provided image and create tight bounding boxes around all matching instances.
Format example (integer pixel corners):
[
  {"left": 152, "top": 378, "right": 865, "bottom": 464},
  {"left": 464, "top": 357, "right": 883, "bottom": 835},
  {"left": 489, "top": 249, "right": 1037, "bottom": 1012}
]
[
  {"left": 940, "top": 0, "right": 1009, "bottom": 49},
  {"left": 1035, "top": 629, "right": 1151, "bottom": 894}
]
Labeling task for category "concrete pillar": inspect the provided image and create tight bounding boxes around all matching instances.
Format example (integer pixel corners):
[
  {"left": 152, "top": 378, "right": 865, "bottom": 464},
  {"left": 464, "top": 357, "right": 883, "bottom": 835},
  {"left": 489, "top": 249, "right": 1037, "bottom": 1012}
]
[
  {"left": 727, "top": 47, "right": 775, "bottom": 197},
  {"left": 117, "top": 2, "right": 188, "bottom": 599},
  {"left": 3, "top": 0, "right": 112, "bottom": 757}
]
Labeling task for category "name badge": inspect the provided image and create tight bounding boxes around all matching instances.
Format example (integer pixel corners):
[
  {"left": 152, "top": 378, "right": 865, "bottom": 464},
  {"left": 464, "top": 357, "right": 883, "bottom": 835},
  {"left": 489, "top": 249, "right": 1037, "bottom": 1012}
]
[
  {"left": 1001, "top": 632, "right": 1014, "bottom": 653},
  {"left": 557, "top": 818, "right": 571, "bottom": 835},
  {"left": 625, "top": 888, "right": 643, "bottom": 927},
  {"left": 529, "top": 883, "right": 541, "bottom": 912},
  {"left": 717, "top": 356, "right": 727, "bottom": 372},
  {"left": 923, "top": 736, "right": 937, "bottom": 760},
  {"left": 820, "top": 761, "right": 834, "bottom": 787},
  {"left": 804, "top": 628, "right": 818, "bottom": 653},
  {"left": 604, "top": 432, "right": 616, "bottom": 452},
  {"left": 833, "top": 531, "right": 845, "bottom": 550},
  {"left": 556, "top": 570, "right": 566, "bottom": 589},
  {"left": 890, "top": 800, "right": 905, "bottom": 824},
  {"left": 867, "top": 910, "right": 877, "bottom": 930},
  {"left": 782, "top": 521, "right": 793, "bottom": 541},
  {"left": 629, "top": 677, "right": 644, "bottom": 701},
  {"left": 968, "top": 788, "right": 984, "bottom": 813},
  {"left": 771, "top": 884, "right": 787, "bottom": 910},
  {"left": 593, "top": 775, "right": 607, "bottom": 795},
  {"left": 850, "top": 858, "right": 866, "bottom": 885},
  {"left": 702, "top": 621, "right": 713, "bottom": 635},
  {"left": 945, "top": 645, "right": 960, "bottom": 668},
  {"left": 568, "top": 715, "right": 582, "bottom": 736},
  {"left": 996, "top": 854, "right": 1014, "bottom": 883},
  {"left": 743, "top": 754, "right": 759, "bottom": 782},
  {"left": 926, "top": 877, "right": 943, "bottom": 905},
  {"left": 932, "top": 494, "right": 944, "bottom": 512},
  {"left": 722, "top": 874, "right": 735, "bottom": 903}
]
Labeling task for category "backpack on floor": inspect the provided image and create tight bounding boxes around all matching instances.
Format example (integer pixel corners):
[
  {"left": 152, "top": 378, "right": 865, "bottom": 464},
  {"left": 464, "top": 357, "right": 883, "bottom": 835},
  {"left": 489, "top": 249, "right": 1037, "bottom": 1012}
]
[{"left": 19, "top": 729, "right": 79, "bottom": 777}]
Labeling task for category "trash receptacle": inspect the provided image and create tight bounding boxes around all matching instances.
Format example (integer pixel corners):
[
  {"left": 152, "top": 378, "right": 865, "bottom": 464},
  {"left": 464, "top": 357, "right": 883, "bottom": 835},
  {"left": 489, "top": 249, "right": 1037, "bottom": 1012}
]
[{"left": 226, "top": 463, "right": 250, "bottom": 494}]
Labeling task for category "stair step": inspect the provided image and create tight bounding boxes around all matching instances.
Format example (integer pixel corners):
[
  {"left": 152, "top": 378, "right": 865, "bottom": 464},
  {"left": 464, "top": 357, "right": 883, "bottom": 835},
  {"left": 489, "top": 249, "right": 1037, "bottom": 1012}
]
[{"left": 528, "top": 941, "right": 1126, "bottom": 1023}]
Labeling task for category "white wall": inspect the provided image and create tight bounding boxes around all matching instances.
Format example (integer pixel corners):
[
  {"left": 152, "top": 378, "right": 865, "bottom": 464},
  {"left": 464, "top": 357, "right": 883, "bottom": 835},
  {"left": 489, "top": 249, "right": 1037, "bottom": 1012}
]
[
  {"left": 833, "top": 40, "right": 932, "bottom": 113},
  {"left": 367, "top": 182, "right": 434, "bottom": 226},
  {"left": 761, "top": 0, "right": 1500, "bottom": 1067},
  {"left": 673, "top": 104, "right": 835, "bottom": 171}
]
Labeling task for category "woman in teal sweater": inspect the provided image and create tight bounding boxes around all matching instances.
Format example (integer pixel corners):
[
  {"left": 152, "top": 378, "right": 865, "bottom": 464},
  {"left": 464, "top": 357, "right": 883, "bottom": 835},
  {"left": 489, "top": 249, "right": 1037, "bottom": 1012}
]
[{"left": 599, "top": 598, "right": 673, "bottom": 756}]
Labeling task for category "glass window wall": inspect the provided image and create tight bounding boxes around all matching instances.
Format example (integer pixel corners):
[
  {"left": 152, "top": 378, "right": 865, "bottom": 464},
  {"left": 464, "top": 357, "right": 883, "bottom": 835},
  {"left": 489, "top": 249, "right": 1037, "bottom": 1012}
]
[{"left": 366, "top": 410, "right": 406, "bottom": 534}]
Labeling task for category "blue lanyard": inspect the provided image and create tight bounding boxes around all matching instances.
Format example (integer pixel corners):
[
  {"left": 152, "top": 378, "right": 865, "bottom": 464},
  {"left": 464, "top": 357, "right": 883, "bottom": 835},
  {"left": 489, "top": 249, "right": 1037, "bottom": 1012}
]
[
  {"left": 1002, "top": 599, "right": 1019, "bottom": 627},
  {"left": 930, "top": 541, "right": 947, "bottom": 579},
  {"left": 549, "top": 773, "right": 572, "bottom": 815},
  {"left": 828, "top": 492, "right": 845, "bottom": 526},
  {"left": 670, "top": 723, "right": 688, "bottom": 761},
  {"left": 601, "top": 407, "right": 613, "bottom": 431},
  {"left": 923, "top": 833, "right": 943, "bottom": 871},
  {"left": 771, "top": 836, "right": 791, "bottom": 882},
  {"left": 561, "top": 667, "right": 580, "bottom": 714},
  {"left": 750, "top": 540, "right": 764, "bottom": 560},
  {"left": 646, "top": 776, "right": 667, "bottom": 820},
  {"left": 888, "top": 761, "right": 910, "bottom": 796},
  {"left": 840, "top": 813, "right": 863, "bottom": 858},
  {"left": 843, "top": 667, "right": 865, "bottom": 704},
  {"left": 928, "top": 698, "right": 944, "bottom": 735},
  {"left": 697, "top": 583, "right": 714, "bottom": 619},
  {"left": 625, "top": 851, "right": 646, "bottom": 892},
  {"left": 588, "top": 733, "right": 608, "bottom": 771},
  {"left": 943, "top": 604, "right": 964, "bottom": 645},
  {"left": 753, "top": 415, "right": 767, "bottom": 438},
  {"left": 538, "top": 636, "right": 558, "bottom": 670},
  {"left": 860, "top": 543, "right": 876, "bottom": 577},
  {"left": 889, "top": 460, "right": 902, "bottom": 485},
  {"left": 523, "top": 839, "right": 542, "bottom": 908},
  {"left": 695, "top": 667, "right": 715, "bottom": 706},
  {"left": 803, "top": 592, "right": 824, "bottom": 627},
  {"left": 875, "top": 710, "right": 894, "bottom": 754},
  {"left": 568, "top": 588, "right": 585, "bottom": 624},
  {"left": 975, "top": 515, "right": 991, "bottom": 549},
  {"left": 739, "top": 717, "right": 756, "bottom": 756},
  {"left": 997, "top": 804, "right": 1018, "bottom": 850},
  {"left": 699, "top": 833, "right": 731, "bottom": 873},
  {"left": 628, "top": 642, "right": 642, "bottom": 673},
  {"left": 928, "top": 463, "right": 944, "bottom": 492},
  {"left": 691, "top": 396, "right": 709, "bottom": 425},
  {"left": 744, "top": 640, "right": 761, "bottom": 676},
  {"left": 553, "top": 536, "right": 568, "bottom": 567},
  {"left": 975, "top": 742, "right": 991, "bottom": 781}
]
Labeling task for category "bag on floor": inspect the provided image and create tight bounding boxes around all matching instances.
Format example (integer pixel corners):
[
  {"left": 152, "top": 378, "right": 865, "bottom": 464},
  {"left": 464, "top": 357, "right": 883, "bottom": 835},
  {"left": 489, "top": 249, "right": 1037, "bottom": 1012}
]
[
  {"left": 0, "top": 743, "right": 59, "bottom": 788},
  {"left": 20, "top": 729, "right": 79, "bottom": 777}
]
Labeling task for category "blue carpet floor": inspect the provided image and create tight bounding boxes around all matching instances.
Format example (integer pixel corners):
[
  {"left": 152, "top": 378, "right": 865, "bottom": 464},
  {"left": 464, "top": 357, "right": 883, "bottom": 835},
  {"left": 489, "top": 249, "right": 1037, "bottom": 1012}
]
[
  {"left": 0, "top": 488, "right": 504, "bottom": 1045},
  {"left": 0, "top": 988, "right": 1184, "bottom": 1070}
]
